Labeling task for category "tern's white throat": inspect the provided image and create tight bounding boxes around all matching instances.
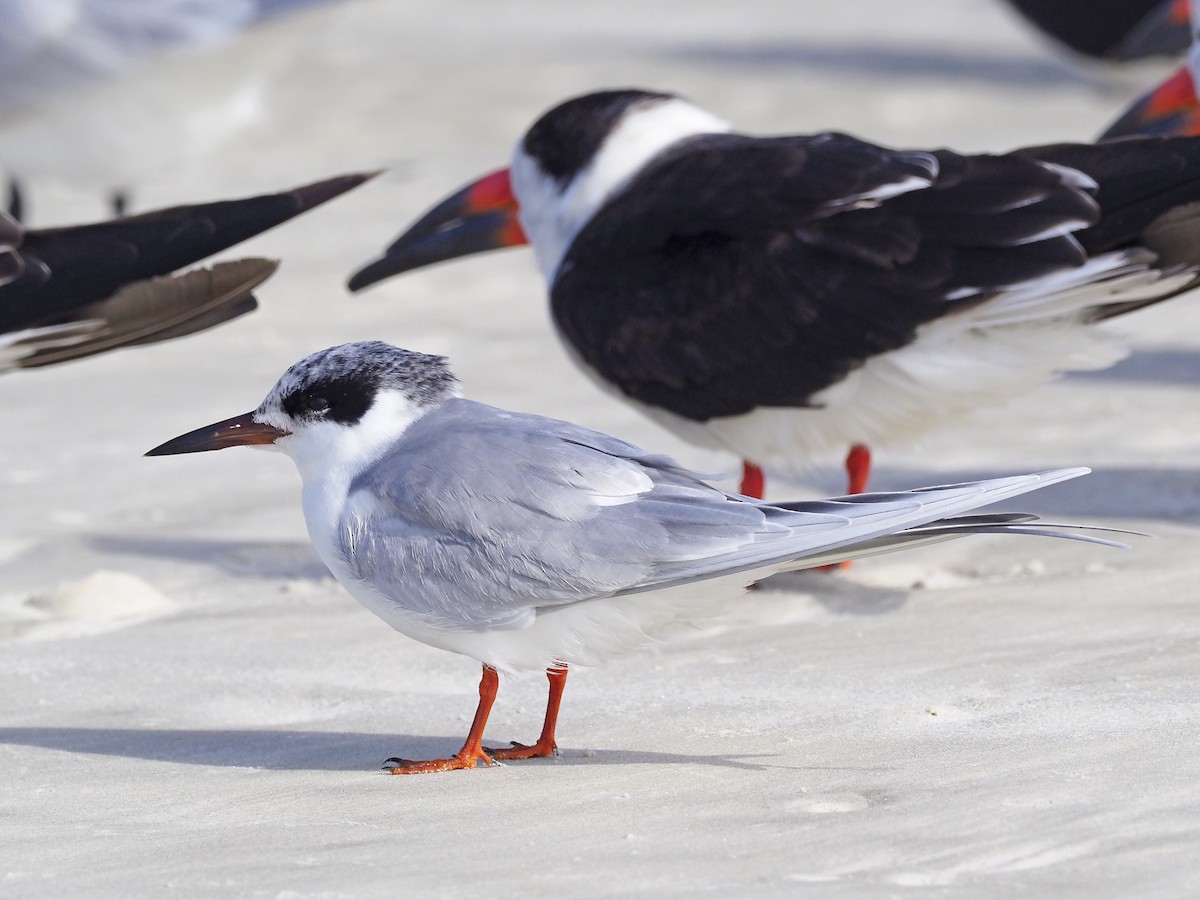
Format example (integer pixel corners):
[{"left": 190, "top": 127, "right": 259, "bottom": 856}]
[{"left": 263, "top": 388, "right": 442, "bottom": 486}]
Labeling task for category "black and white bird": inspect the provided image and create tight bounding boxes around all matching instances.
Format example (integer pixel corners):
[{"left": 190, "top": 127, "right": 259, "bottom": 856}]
[
  {"left": 1102, "top": 0, "right": 1200, "bottom": 138},
  {"left": 349, "top": 89, "right": 1200, "bottom": 500},
  {"left": 147, "top": 340, "right": 1118, "bottom": 775},
  {"left": 0, "top": 171, "right": 372, "bottom": 370},
  {"left": 1000, "top": 0, "right": 1190, "bottom": 61}
]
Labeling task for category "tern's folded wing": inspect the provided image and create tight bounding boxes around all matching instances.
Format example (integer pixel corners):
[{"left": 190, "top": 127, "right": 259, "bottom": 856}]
[
  {"left": 336, "top": 399, "right": 781, "bottom": 630},
  {"left": 336, "top": 399, "right": 1096, "bottom": 631}
]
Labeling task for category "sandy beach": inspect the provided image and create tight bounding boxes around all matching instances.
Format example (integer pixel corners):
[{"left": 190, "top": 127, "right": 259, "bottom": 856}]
[{"left": 2, "top": 1, "right": 1198, "bottom": 895}]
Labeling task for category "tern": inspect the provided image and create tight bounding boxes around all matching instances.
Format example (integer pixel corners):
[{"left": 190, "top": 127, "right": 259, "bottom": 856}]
[
  {"left": 148, "top": 340, "right": 1119, "bottom": 775},
  {"left": 349, "top": 89, "right": 1200, "bottom": 501},
  {"left": 0, "top": 172, "right": 372, "bottom": 371}
]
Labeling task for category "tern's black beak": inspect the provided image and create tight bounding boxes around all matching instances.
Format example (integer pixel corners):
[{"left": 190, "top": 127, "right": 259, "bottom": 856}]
[
  {"left": 347, "top": 168, "right": 527, "bottom": 292},
  {"left": 145, "top": 412, "right": 288, "bottom": 456}
]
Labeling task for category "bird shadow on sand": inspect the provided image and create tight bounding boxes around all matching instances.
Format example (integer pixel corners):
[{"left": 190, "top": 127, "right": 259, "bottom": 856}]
[
  {"left": 755, "top": 570, "right": 910, "bottom": 616},
  {"left": 1065, "top": 348, "right": 1200, "bottom": 386},
  {"left": 82, "top": 535, "right": 914, "bottom": 614},
  {"left": 0, "top": 726, "right": 776, "bottom": 773},
  {"left": 869, "top": 465, "right": 1200, "bottom": 523},
  {"left": 660, "top": 41, "right": 1091, "bottom": 89},
  {"left": 86, "top": 534, "right": 330, "bottom": 580}
]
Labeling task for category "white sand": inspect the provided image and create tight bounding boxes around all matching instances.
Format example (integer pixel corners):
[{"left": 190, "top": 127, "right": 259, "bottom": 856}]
[{"left": 2, "top": 1, "right": 1199, "bottom": 895}]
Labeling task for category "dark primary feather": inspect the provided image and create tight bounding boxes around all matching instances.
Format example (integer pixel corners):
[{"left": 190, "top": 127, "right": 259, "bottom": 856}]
[
  {"left": 7, "top": 259, "right": 275, "bottom": 369},
  {"left": 0, "top": 172, "right": 373, "bottom": 332},
  {"left": 1017, "top": 137, "right": 1200, "bottom": 259},
  {"left": 0, "top": 210, "right": 23, "bottom": 285},
  {"left": 1016, "top": 136, "right": 1200, "bottom": 318},
  {"left": 1001, "top": 0, "right": 1187, "bottom": 59},
  {"left": 551, "top": 132, "right": 1107, "bottom": 421}
]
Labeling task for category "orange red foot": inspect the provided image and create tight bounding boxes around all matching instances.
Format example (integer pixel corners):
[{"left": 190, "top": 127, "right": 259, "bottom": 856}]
[
  {"left": 739, "top": 461, "right": 765, "bottom": 499},
  {"left": 819, "top": 443, "right": 873, "bottom": 573},
  {"left": 486, "top": 739, "right": 558, "bottom": 761},
  {"left": 382, "top": 748, "right": 495, "bottom": 775}
]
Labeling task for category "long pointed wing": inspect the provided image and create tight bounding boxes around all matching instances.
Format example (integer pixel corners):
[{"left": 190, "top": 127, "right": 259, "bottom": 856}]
[
  {"left": 0, "top": 172, "right": 373, "bottom": 332},
  {"left": 1, "top": 258, "right": 274, "bottom": 370},
  {"left": 337, "top": 399, "right": 1096, "bottom": 631}
]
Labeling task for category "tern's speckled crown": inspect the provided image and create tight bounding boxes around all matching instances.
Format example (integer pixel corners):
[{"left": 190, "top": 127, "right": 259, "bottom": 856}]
[{"left": 262, "top": 341, "right": 459, "bottom": 427}]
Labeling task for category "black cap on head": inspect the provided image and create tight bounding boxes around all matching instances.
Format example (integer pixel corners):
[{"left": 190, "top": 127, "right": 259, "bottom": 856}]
[
  {"left": 521, "top": 90, "right": 674, "bottom": 185},
  {"left": 270, "top": 341, "right": 458, "bottom": 427}
]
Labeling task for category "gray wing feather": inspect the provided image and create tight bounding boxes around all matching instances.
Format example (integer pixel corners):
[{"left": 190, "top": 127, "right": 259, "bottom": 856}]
[
  {"left": 340, "top": 400, "right": 783, "bottom": 630},
  {"left": 623, "top": 470, "right": 1102, "bottom": 592},
  {"left": 339, "top": 399, "right": 1092, "bottom": 630}
]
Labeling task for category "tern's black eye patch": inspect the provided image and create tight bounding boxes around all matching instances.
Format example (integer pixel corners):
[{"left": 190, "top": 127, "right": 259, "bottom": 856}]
[{"left": 281, "top": 375, "right": 376, "bottom": 425}]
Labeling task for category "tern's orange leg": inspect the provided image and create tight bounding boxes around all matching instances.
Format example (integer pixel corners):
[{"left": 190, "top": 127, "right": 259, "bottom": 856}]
[
  {"left": 487, "top": 665, "right": 568, "bottom": 760},
  {"left": 821, "top": 444, "right": 873, "bottom": 573},
  {"left": 740, "top": 461, "right": 765, "bottom": 499},
  {"left": 384, "top": 665, "right": 499, "bottom": 774}
]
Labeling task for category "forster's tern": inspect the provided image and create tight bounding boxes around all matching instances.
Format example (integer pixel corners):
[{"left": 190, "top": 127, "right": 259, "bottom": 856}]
[{"left": 149, "top": 340, "right": 1120, "bottom": 774}]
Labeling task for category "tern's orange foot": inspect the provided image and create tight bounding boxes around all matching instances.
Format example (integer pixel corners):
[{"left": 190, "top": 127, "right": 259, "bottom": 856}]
[
  {"left": 817, "top": 560, "right": 852, "bottom": 574},
  {"left": 382, "top": 749, "right": 495, "bottom": 775},
  {"left": 485, "top": 739, "right": 558, "bottom": 760}
]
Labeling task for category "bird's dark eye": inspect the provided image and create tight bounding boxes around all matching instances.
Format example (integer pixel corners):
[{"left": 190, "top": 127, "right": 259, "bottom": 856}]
[
  {"left": 281, "top": 388, "right": 336, "bottom": 420},
  {"left": 280, "top": 375, "right": 376, "bottom": 425}
]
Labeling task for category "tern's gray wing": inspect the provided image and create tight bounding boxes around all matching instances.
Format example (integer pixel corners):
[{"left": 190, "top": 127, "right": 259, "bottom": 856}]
[
  {"left": 338, "top": 399, "right": 1094, "bottom": 632},
  {"left": 339, "top": 399, "right": 777, "bottom": 630}
]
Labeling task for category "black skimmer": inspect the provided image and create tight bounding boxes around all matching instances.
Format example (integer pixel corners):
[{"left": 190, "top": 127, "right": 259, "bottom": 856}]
[
  {"left": 147, "top": 341, "right": 1118, "bottom": 774},
  {"left": 1, "top": 172, "right": 373, "bottom": 370},
  {"left": 349, "top": 89, "right": 1200, "bottom": 501},
  {"left": 1102, "top": 1, "right": 1200, "bottom": 137},
  {"left": 1001, "top": 0, "right": 1190, "bottom": 60}
]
